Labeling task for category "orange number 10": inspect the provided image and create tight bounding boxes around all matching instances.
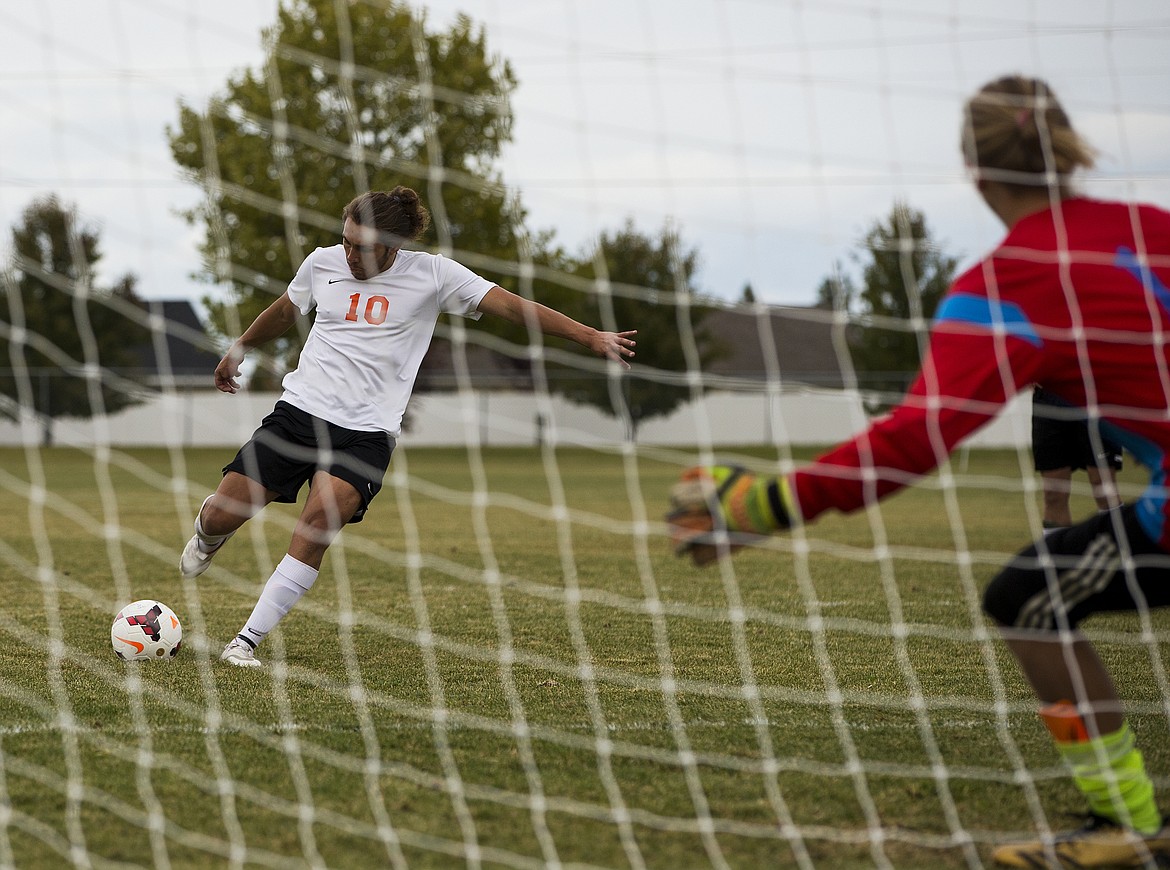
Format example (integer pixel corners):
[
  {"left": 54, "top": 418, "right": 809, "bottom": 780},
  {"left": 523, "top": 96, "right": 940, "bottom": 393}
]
[{"left": 345, "top": 292, "right": 389, "bottom": 325}]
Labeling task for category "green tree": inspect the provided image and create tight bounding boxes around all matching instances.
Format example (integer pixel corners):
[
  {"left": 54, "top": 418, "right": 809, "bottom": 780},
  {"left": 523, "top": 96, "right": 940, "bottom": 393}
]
[
  {"left": 0, "top": 196, "right": 148, "bottom": 444},
  {"left": 813, "top": 263, "right": 855, "bottom": 312},
  {"left": 840, "top": 202, "right": 957, "bottom": 403},
  {"left": 557, "top": 220, "right": 721, "bottom": 439},
  {"left": 168, "top": 0, "right": 528, "bottom": 385}
]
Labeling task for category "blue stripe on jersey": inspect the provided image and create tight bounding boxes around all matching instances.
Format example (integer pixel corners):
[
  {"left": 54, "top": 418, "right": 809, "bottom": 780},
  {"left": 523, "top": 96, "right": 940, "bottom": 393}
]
[
  {"left": 1100, "top": 419, "right": 1168, "bottom": 545},
  {"left": 1116, "top": 246, "right": 1170, "bottom": 316},
  {"left": 933, "top": 294, "right": 1043, "bottom": 347},
  {"left": 1111, "top": 248, "right": 1170, "bottom": 542}
]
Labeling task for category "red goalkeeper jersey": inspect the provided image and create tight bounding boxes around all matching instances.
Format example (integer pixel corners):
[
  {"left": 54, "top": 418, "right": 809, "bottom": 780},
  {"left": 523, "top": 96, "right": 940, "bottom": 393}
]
[{"left": 791, "top": 198, "right": 1170, "bottom": 550}]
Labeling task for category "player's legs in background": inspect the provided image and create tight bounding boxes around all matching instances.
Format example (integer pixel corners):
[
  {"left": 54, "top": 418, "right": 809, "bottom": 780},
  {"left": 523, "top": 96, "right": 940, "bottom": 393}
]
[
  {"left": 1085, "top": 465, "right": 1120, "bottom": 514},
  {"left": 1040, "top": 467, "right": 1074, "bottom": 529}
]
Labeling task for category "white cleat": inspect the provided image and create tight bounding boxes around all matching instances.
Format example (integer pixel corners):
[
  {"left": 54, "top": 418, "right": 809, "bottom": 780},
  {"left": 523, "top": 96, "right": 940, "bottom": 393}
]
[
  {"left": 220, "top": 638, "right": 263, "bottom": 668},
  {"left": 179, "top": 533, "right": 230, "bottom": 578}
]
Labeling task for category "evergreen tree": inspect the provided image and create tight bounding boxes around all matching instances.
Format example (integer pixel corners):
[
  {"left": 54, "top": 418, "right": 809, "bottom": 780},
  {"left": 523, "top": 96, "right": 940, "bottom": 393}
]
[
  {"left": 838, "top": 202, "right": 957, "bottom": 403},
  {"left": 813, "top": 263, "right": 855, "bottom": 312}
]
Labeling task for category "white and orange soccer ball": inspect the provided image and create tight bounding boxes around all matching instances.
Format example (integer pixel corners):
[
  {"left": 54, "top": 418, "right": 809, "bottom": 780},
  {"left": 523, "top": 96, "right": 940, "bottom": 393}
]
[{"left": 111, "top": 600, "right": 183, "bottom": 661}]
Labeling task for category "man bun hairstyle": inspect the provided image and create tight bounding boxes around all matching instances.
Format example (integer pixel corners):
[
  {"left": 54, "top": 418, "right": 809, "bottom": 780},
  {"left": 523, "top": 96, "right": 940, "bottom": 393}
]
[
  {"left": 962, "top": 75, "right": 1096, "bottom": 190},
  {"left": 342, "top": 186, "right": 432, "bottom": 246}
]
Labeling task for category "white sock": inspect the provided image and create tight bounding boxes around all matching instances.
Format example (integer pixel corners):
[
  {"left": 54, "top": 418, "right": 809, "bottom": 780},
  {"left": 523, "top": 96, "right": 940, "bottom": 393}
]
[
  {"left": 237, "top": 554, "right": 319, "bottom": 649},
  {"left": 194, "top": 495, "right": 231, "bottom": 553}
]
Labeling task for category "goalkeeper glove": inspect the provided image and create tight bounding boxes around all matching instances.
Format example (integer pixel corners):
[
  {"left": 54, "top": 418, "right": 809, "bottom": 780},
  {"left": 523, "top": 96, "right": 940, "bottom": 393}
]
[{"left": 666, "top": 465, "right": 794, "bottom": 566}]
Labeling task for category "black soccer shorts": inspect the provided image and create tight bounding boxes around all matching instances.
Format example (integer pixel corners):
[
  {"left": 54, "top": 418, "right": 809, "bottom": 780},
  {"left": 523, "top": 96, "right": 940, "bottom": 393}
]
[
  {"left": 223, "top": 401, "right": 395, "bottom": 524},
  {"left": 983, "top": 504, "right": 1170, "bottom": 631},
  {"left": 1031, "top": 390, "right": 1122, "bottom": 473}
]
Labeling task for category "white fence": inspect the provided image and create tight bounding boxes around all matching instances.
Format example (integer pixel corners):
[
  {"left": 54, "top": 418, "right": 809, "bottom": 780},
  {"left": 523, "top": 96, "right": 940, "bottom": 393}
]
[{"left": 0, "top": 388, "right": 1035, "bottom": 450}]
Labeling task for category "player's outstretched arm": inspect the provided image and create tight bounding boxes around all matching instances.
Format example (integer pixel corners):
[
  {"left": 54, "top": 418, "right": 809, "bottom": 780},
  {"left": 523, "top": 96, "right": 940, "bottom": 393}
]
[
  {"left": 477, "top": 286, "right": 637, "bottom": 370},
  {"left": 667, "top": 466, "right": 796, "bottom": 566},
  {"left": 214, "top": 293, "right": 300, "bottom": 393}
]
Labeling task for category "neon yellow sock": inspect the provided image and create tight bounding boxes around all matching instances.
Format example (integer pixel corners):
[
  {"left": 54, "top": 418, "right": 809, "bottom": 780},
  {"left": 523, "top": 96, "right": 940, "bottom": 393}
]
[{"left": 1051, "top": 719, "right": 1161, "bottom": 834}]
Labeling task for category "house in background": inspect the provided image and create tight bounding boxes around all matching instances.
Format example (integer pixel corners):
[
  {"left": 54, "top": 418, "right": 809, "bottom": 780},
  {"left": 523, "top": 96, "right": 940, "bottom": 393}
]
[
  {"left": 413, "top": 302, "right": 848, "bottom": 392},
  {"left": 701, "top": 305, "right": 846, "bottom": 389},
  {"left": 124, "top": 298, "right": 849, "bottom": 397},
  {"left": 5, "top": 299, "right": 1039, "bottom": 449},
  {"left": 126, "top": 300, "right": 223, "bottom": 389}
]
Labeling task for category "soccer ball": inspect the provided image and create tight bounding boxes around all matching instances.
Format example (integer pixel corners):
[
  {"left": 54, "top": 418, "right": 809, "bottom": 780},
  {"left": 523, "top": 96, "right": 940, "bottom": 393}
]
[{"left": 111, "top": 600, "right": 183, "bottom": 661}]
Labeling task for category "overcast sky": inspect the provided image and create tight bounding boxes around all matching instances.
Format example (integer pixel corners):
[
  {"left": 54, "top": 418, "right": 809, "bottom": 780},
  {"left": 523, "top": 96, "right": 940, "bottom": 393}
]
[{"left": 2, "top": 0, "right": 1168, "bottom": 314}]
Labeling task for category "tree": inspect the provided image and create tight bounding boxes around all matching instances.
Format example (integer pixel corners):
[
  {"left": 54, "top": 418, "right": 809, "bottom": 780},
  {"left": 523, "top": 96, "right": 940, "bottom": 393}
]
[
  {"left": 168, "top": 0, "right": 529, "bottom": 385},
  {"left": 833, "top": 202, "right": 958, "bottom": 403},
  {"left": 0, "top": 196, "right": 148, "bottom": 444},
  {"left": 813, "top": 263, "right": 855, "bottom": 312},
  {"left": 556, "top": 220, "right": 721, "bottom": 439}
]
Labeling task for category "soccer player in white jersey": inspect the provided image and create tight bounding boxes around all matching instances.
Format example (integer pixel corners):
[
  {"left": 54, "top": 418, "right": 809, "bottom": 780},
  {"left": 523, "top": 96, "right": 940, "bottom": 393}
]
[{"left": 180, "top": 186, "right": 637, "bottom": 668}]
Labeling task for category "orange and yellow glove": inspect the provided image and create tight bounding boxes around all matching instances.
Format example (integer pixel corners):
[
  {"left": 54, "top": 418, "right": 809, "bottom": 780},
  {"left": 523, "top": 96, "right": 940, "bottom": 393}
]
[{"left": 666, "top": 466, "right": 794, "bottom": 566}]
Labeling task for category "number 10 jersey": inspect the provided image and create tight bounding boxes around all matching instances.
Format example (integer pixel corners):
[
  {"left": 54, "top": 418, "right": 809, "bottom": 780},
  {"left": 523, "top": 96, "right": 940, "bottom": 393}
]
[{"left": 281, "top": 245, "right": 495, "bottom": 437}]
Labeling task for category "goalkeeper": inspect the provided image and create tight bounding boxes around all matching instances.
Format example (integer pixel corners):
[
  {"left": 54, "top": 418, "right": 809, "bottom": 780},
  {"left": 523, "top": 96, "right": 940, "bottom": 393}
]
[{"left": 668, "top": 75, "right": 1170, "bottom": 869}]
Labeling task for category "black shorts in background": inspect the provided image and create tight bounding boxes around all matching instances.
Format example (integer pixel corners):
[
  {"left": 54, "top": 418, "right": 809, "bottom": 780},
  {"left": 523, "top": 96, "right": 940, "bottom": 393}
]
[
  {"left": 224, "top": 401, "right": 395, "bottom": 524},
  {"left": 1031, "top": 388, "right": 1122, "bottom": 473}
]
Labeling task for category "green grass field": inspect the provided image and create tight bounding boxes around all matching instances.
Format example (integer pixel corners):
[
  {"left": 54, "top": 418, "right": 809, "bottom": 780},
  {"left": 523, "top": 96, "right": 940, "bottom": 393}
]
[{"left": 0, "top": 445, "right": 1166, "bottom": 868}]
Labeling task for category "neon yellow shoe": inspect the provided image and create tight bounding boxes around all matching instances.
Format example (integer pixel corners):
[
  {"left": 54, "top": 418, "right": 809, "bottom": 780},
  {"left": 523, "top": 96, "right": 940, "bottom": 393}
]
[{"left": 992, "top": 814, "right": 1170, "bottom": 868}]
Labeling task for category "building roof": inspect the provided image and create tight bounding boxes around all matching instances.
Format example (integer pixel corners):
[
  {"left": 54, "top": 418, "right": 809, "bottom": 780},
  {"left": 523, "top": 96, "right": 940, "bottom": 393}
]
[
  {"left": 126, "top": 300, "right": 222, "bottom": 386},
  {"left": 415, "top": 330, "right": 537, "bottom": 390},
  {"left": 702, "top": 305, "right": 846, "bottom": 388},
  {"left": 123, "top": 299, "right": 845, "bottom": 391},
  {"left": 414, "top": 303, "right": 846, "bottom": 390}
]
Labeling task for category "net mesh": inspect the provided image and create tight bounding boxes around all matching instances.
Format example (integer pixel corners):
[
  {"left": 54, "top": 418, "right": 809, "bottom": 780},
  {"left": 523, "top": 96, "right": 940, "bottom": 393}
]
[{"left": 1, "top": 1, "right": 1168, "bottom": 868}]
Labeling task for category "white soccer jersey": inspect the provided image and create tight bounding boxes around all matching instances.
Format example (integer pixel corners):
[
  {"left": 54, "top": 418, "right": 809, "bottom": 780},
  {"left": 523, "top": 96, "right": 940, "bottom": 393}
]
[{"left": 280, "top": 245, "right": 495, "bottom": 436}]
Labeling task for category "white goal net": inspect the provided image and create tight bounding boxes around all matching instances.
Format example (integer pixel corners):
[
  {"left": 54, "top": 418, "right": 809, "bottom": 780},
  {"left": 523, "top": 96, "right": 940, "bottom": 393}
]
[{"left": 1, "top": 1, "right": 1168, "bottom": 868}]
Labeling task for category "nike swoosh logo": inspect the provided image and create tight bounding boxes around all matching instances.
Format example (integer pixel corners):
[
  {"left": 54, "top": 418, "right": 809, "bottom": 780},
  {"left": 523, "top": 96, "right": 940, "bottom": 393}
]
[
  {"left": 116, "top": 636, "right": 145, "bottom": 654},
  {"left": 328, "top": 278, "right": 346, "bottom": 284}
]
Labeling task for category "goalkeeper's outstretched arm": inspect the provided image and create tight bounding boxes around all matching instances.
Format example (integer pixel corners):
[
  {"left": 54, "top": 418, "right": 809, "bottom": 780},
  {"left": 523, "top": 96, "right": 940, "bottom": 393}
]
[{"left": 667, "top": 316, "right": 1039, "bottom": 566}]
